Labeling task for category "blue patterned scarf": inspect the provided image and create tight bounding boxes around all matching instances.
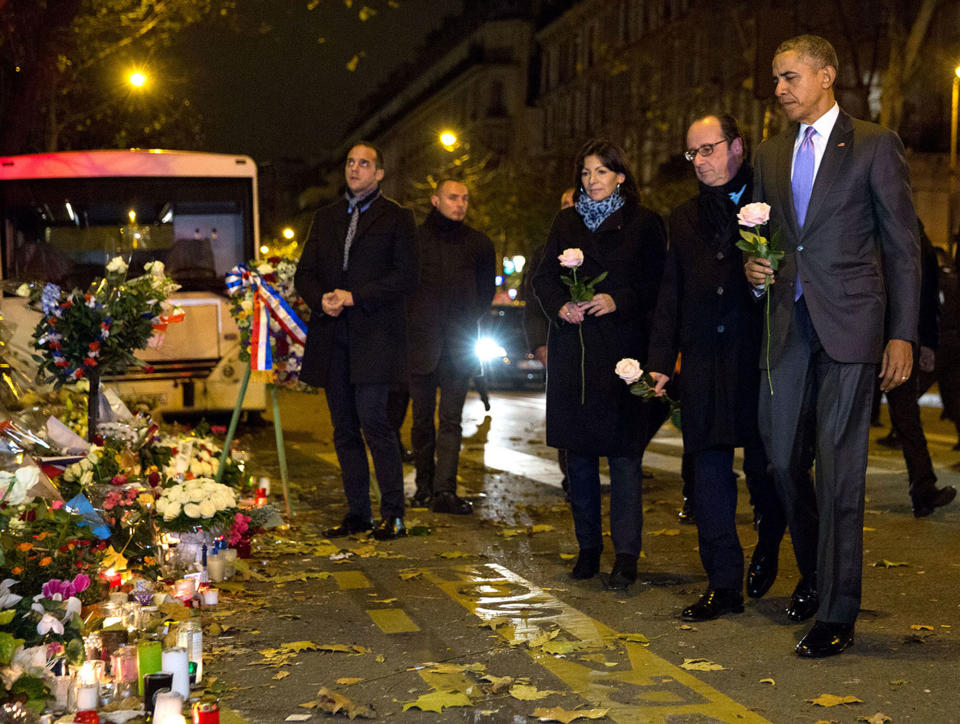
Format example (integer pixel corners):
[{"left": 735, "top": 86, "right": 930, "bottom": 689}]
[{"left": 575, "top": 190, "right": 625, "bottom": 232}]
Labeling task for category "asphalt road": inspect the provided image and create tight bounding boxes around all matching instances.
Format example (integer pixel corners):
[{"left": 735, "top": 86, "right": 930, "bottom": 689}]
[{"left": 206, "top": 387, "right": 960, "bottom": 723}]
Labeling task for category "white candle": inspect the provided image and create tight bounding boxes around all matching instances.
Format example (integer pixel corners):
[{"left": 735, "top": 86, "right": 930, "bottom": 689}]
[
  {"left": 173, "top": 578, "right": 196, "bottom": 600},
  {"left": 156, "top": 715, "right": 187, "bottom": 724},
  {"left": 152, "top": 690, "right": 184, "bottom": 721},
  {"left": 109, "top": 591, "right": 128, "bottom": 604},
  {"left": 222, "top": 548, "right": 238, "bottom": 579},
  {"left": 161, "top": 646, "right": 190, "bottom": 699},
  {"left": 75, "top": 684, "right": 99, "bottom": 710},
  {"left": 206, "top": 554, "right": 225, "bottom": 583},
  {"left": 202, "top": 588, "right": 219, "bottom": 606}
]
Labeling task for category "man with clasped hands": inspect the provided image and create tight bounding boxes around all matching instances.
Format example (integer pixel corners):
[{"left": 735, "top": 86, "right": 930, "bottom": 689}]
[
  {"left": 745, "top": 35, "right": 920, "bottom": 657},
  {"left": 295, "top": 142, "right": 418, "bottom": 542}
]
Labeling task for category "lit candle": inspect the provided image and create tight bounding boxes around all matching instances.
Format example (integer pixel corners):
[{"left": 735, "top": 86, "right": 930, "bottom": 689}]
[
  {"left": 206, "top": 554, "right": 225, "bottom": 583},
  {"left": 202, "top": 588, "right": 219, "bottom": 607},
  {"left": 222, "top": 548, "right": 237, "bottom": 579},
  {"left": 173, "top": 578, "right": 196, "bottom": 600},
  {"left": 162, "top": 646, "right": 190, "bottom": 699},
  {"left": 75, "top": 684, "right": 99, "bottom": 710},
  {"left": 156, "top": 715, "right": 187, "bottom": 724},
  {"left": 136, "top": 640, "right": 162, "bottom": 697},
  {"left": 152, "top": 689, "right": 185, "bottom": 721}
]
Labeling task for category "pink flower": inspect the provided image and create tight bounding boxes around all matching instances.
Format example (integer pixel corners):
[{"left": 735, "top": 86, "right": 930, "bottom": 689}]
[
  {"left": 614, "top": 358, "right": 643, "bottom": 385},
  {"left": 737, "top": 202, "right": 771, "bottom": 228},
  {"left": 557, "top": 248, "right": 584, "bottom": 268},
  {"left": 111, "top": 474, "right": 128, "bottom": 486}
]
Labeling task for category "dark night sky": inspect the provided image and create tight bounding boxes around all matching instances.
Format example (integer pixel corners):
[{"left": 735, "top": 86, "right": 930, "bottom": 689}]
[{"left": 173, "top": 1, "right": 462, "bottom": 163}]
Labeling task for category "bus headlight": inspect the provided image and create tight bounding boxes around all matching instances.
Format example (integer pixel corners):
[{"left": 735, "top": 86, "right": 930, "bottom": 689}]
[{"left": 475, "top": 337, "right": 506, "bottom": 362}]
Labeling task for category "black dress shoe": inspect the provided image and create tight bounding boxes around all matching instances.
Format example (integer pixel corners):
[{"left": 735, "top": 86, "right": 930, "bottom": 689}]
[
  {"left": 431, "top": 491, "right": 473, "bottom": 515},
  {"left": 877, "top": 432, "right": 902, "bottom": 449},
  {"left": 795, "top": 620, "right": 854, "bottom": 657},
  {"left": 746, "top": 548, "right": 779, "bottom": 599},
  {"left": 409, "top": 489, "right": 433, "bottom": 508},
  {"left": 324, "top": 514, "right": 373, "bottom": 538},
  {"left": 677, "top": 497, "right": 695, "bottom": 524},
  {"left": 372, "top": 517, "right": 406, "bottom": 540},
  {"left": 912, "top": 485, "right": 956, "bottom": 518},
  {"left": 605, "top": 553, "right": 638, "bottom": 590},
  {"left": 571, "top": 547, "right": 601, "bottom": 580},
  {"left": 681, "top": 589, "right": 744, "bottom": 621},
  {"left": 786, "top": 576, "right": 818, "bottom": 621}
]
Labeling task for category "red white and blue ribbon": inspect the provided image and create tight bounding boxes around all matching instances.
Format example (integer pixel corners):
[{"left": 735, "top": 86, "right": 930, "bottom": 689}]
[{"left": 225, "top": 264, "right": 307, "bottom": 371}]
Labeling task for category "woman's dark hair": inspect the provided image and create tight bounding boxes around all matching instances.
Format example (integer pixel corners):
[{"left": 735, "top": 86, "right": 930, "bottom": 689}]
[{"left": 572, "top": 138, "right": 639, "bottom": 204}]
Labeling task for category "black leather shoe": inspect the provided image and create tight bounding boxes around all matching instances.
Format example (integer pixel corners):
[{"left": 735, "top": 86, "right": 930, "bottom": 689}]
[
  {"left": 571, "top": 547, "right": 601, "bottom": 580},
  {"left": 409, "top": 489, "right": 433, "bottom": 508},
  {"left": 372, "top": 517, "right": 406, "bottom": 540},
  {"left": 912, "top": 485, "right": 956, "bottom": 518},
  {"left": 677, "top": 497, "right": 695, "bottom": 524},
  {"left": 605, "top": 553, "right": 638, "bottom": 590},
  {"left": 681, "top": 589, "right": 744, "bottom": 621},
  {"left": 795, "top": 620, "right": 854, "bottom": 657},
  {"left": 431, "top": 491, "right": 473, "bottom": 515},
  {"left": 877, "top": 432, "right": 902, "bottom": 449},
  {"left": 324, "top": 514, "right": 373, "bottom": 538},
  {"left": 747, "top": 548, "right": 779, "bottom": 599},
  {"left": 786, "top": 576, "right": 818, "bottom": 622}
]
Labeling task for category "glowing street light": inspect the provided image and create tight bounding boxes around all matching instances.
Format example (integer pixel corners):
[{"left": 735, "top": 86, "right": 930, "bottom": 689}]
[
  {"left": 282, "top": 227, "right": 295, "bottom": 240},
  {"left": 439, "top": 131, "right": 457, "bottom": 150},
  {"left": 128, "top": 71, "right": 147, "bottom": 88},
  {"left": 950, "top": 65, "right": 960, "bottom": 251}
]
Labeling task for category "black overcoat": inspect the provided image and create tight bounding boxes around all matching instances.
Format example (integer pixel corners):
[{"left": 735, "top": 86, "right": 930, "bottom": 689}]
[
  {"left": 646, "top": 195, "right": 764, "bottom": 454},
  {"left": 532, "top": 201, "right": 666, "bottom": 455},
  {"left": 294, "top": 195, "right": 418, "bottom": 387},
  {"left": 406, "top": 215, "right": 496, "bottom": 377}
]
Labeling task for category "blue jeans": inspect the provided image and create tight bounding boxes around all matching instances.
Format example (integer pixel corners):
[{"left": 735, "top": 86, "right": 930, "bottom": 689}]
[{"left": 566, "top": 453, "right": 643, "bottom": 556}]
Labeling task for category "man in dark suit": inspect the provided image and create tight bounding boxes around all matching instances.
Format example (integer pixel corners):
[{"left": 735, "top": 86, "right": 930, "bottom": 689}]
[
  {"left": 745, "top": 35, "right": 920, "bottom": 657},
  {"left": 295, "top": 142, "right": 418, "bottom": 541},
  {"left": 648, "top": 113, "right": 786, "bottom": 621},
  {"left": 407, "top": 179, "right": 495, "bottom": 514}
]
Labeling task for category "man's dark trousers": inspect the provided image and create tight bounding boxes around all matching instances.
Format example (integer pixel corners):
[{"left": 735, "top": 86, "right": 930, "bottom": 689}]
[
  {"left": 760, "top": 298, "right": 874, "bottom": 624},
  {"left": 325, "top": 323, "right": 405, "bottom": 520},
  {"left": 885, "top": 348, "right": 938, "bottom": 498},
  {"left": 410, "top": 352, "right": 471, "bottom": 494}
]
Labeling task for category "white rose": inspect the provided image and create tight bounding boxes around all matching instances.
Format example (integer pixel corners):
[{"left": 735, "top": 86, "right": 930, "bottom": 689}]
[
  {"left": 198, "top": 499, "right": 216, "bottom": 518},
  {"left": 106, "top": 256, "right": 128, "bottom": 275},
  {"left": 155, "top": 498, "right": 167, "bottom": 514},
  {"left": 145, "top": 260, "right": 166, "bottom": 277},
  {"left": 183, "top": 503, "right": 201, "bottom": 519},
  {"left": 256, "top": 263, "right": 275, "bottom": 276},
  {"left": 4, "top": 467, "right": 39, "bottom": 505},
  {"left": 189, "top": 487, "right": 205, "bottom": 503},
  {"left": 163, "top": 501, "right": 182, "bottom": 521},
  {"left": 166, "top": 487, "right": 183, "bottom": 502},
  {"left": 80, "top": 471, "right": 93, "bottom": 487},
  {"left": 614, "top": 358, "right": 643, "bottom": 385},
  {"left": 79, "top": 459, "right": 92, "bottom": 472}
]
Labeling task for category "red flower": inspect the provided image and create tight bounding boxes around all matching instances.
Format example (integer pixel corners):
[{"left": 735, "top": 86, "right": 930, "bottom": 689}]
[
  {"left": 61, "top": 300, "right": 73, "bottom": 310},
  {"left": 111, "top": 474, "right": 128, "bottom": 486},
  {"left": 147, "top": 471, "right": 161, "bottom": 487},
  {"left": 73, "top": 369, "right": 84, "bottom": 378},
  {"left": 83, "top": 357, "right": 98, "bottom": 366},
  {"left": 88, "top": 341, "right": 101, "bottom": 351},
  {"left": 59, "top": 545, "right": 70, "bottom": 553},
  {"left": 55, "top": 359, "right": 69, "bottom": 367}
]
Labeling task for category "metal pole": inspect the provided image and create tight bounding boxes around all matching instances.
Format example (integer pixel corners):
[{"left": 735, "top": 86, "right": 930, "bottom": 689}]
[
  {"left": 215, "top": 366, "right": 250, "bottom": 484},
  {"left": 269, "top": 384, "right": 292, "bottom": 518},
  {"left": 950, "top": 72, "right": 958, "bottom": 256}
]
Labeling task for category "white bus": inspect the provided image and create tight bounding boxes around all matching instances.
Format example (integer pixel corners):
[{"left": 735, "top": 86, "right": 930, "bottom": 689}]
[{"left": 0, "top": 149, "right": 265, "bottom": 415}]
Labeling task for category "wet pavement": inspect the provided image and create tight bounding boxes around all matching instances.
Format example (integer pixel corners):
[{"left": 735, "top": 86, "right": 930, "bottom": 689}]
[{"left": 207, "top": 389, "right": 960, "bottom": 723}]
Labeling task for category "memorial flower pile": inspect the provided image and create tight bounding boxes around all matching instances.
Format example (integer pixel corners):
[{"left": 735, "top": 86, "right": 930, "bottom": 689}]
[{"left": 155, "top": 478, "right": 238, "bottom": 533}]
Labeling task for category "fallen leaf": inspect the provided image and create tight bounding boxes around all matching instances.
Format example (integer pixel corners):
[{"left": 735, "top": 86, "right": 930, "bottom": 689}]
[
  {"left": 399, "top": 570, "right": 422, "bottom": 581},
  {"left": 317, "top": 642, "right": 369, "bottom": 655},
  {"left": 872, "top": 559, "right": 908, "bottom": 568},
  {"left": 808, "top": 693, "right": 864, "bottom": 707},
  {"left": 480, "top": 674, "right": 514, "bottom": 693},
  {"left": 863, "top": 526, "right": 877, "bottom": 531},
  {"left": 526, "top": 629, "right": 560, "bottom": 648},
  {"left": 616, "top": 633, "right": 649, "bottom": 644},
  {"left": 542, "top": 640, "right": 584, "bottom": 655},
  {"left": 402, "top": 689, "right": 472, "bottom": 713},
  {"left": 439, "top": 551, "right": 470, "bottom": 559},
  {"left": 315, "top": 686, "right": 375, "bottom": 719},
  {"left": 370, "top": 598, "right": 397, "bottom": 604},
  {"left": 478, "top": 617, "right": 509, "bottom": 630},
  {"left": 647, "top": 529, "right": 681, "bottom": 536},
  {"left": 376, "top": 654, "right": 385, "bottom": 663},
  {"left": 500, "top": 529, "right": 525, "bottom": 538},
  {"left": 910, "top": 624, "right": 934, "bottom": 631},
  {"left": 531, "top": 706, "right": 610, "bottom": 723},
  {"left": 530, "top": 524, "right": 555, "bottom": 533},
  {"left": 282, "top": 641, "right": 320, "bottom": 653},
  {"left": 509, "top": 684, "right": 561, "bottom": 701},
  {"left": 678, "top": 624, "right": 695, "bottom": 631},
  {"left": 425, "top": 662, "right": 486, "bottom": 674},
  {"left": 889, "top": 680, "right": 907, "bottom": 686},
  {"left": 857, "top": 714, "right": 892, "bottom": 724},
  {"left": 759, "top": 678, "right": 775, "bottom": 685},
  {"left": 680, "top": 658, "right": 725, "bottom": 671},
  {"left": 337, "top": 677, "right": 364, "bottom": 685},
  {"left": 559, "top": 553, "right": 575, "bottom": 560},
  {"left": 273, "top": 670, "right": 290, "bottom": 680}
]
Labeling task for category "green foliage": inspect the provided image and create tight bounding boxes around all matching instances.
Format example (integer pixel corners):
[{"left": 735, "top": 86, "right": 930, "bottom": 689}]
[
  {"left": 0, "top": 632, "right": 24, "bottom": 666},
  {"left": 9, "top": 672, "right": 50, "bottom": 712}
]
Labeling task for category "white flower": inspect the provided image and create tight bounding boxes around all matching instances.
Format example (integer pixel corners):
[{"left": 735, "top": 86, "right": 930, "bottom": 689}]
[
  {"left": 106, "top": 256, "right": 128, "bottom": 275},
  {"left": 63, "top": 596, "right": 82, "bottom": 621},
  {"left": 15, "top": 283, "right": 30, "bottom": 297},
  {"left": 79, "top": 459, "right": 92, "bottom": 472},
  {"left": 198, "top": 499, "right": 216, "bottom": 518},
  {"left": 184, "top": 503, "right": 202, "bottom": 518},
  {"left": 145, "top": 260, "right": 166, "bottom": 277},
  {"left": 256, "top": 263, "right": 275, "bottom": 276},
  {"left": 558, "top": 248, "right": 585, "bottom": 268},
  {"left": 37, "top": 612, "right": 64, "bottom": 635},
  {"left": 163, "top": 501, "right": 182, "bottom": 520},
  {"left": 1, "top": 466, "right": 39, "bottom": 505},
  {"left": 240, "top": 298, "right": 253, "bottom": 313},
  {"left": 614, "top": 358, "right": 643, "bottom": 385},
  {"left": 155, "top": 498, "right": 167, "bottom": 514},
  {"left": 0, "top": 579, "right": 22, "bottom": 609},
  {"left": 80, "top": 470, "right": 93, "bottom": 487},
  {"left": 87, "top": 449, "right": 101, "bottom": 464}
]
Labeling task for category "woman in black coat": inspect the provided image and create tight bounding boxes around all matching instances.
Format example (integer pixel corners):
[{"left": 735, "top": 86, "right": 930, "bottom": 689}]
[{"left": 532, "top": 139, "right": 666, "bottom": 589}]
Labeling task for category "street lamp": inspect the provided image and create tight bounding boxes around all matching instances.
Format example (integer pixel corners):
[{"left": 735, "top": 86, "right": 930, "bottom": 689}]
[
  {"left": 950, "top": 65, "right": 960, "bottom": 252},
  {"left": 282, "top": 227, "right": 295, "bottom": 240},
  {"left": 128, "top": 71, "right": 147, "bottom": 88}
]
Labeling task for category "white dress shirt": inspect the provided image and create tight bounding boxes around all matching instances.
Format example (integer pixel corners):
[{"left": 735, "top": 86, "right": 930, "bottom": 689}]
[{"left": 791, "top": 102, "right": 840, "bottom": 182}]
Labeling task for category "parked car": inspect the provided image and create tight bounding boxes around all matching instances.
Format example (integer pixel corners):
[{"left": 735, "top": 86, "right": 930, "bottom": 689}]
[{"left": 475, "top": 303, "right": 545, "bottom": 390}]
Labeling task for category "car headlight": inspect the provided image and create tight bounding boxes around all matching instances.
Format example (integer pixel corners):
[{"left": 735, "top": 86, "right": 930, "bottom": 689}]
[{"left": 475, "top": 336, "right": 507, "bottom": 362}]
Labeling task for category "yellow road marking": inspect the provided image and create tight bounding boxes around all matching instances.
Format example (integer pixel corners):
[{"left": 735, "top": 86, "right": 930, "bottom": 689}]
[
  {"left": 332, "top": 571, "right": 371, "bottom": 589},
  {"left": 423, "top": 563, "right": 769, "bottom": 724},
  {"left": 366, "top": 608, "right": 420, "bottom": 633}
]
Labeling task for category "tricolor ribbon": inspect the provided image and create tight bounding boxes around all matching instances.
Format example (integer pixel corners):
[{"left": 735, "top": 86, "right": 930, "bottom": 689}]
[{"left": 225, "top": 264, "right": 308, "bottom": 371}]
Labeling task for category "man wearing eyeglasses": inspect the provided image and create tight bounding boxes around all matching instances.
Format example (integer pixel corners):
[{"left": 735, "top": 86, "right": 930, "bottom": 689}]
[
  {"left": 744, "top": 35, "right": 920, "bottom": 657},
  {"left": 647, "top": 114, "right": 787, "bottom": 622}
]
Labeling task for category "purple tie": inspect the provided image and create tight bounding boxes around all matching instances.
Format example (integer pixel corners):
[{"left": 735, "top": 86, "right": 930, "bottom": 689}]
[{"left": 792, "top": 126, "right": 816, "bottom": 299}]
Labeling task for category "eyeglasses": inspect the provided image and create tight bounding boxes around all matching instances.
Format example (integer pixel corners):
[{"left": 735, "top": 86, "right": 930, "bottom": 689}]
[{"left": 684, "top": 138, "right": 728, "bottom": 162}]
